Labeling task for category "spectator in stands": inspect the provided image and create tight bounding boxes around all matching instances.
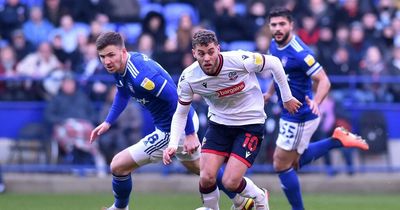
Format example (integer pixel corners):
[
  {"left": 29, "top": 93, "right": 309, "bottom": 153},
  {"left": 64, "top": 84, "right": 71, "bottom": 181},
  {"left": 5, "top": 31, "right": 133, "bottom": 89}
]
[
  {"left": 70, "top": 0, "right": 110, "bottom": 23},
  {"left": 254, "top": 30, "right": 271, "bottom": 53},
  {"left": 98, "top": 86, "right": 143, "bottom": 164},
  {"left": 359, "top": 45, "right": 392, "bottom": 102},
  {"left": 0, "top": 45, "right": 21, "bottom": 100},
  {"left": 141, "top": 11, "right": 167, "bottom": 52},
  {"left": 136, "top": 33, "right": 155, "bottom": 58},
  {"left": 106, "top": 0, "right": 140, "bottom": 22},
  {"left": 77, "top": 42, "right": 108, "bottom": 101},
  {"left": 297, "top": 13, "right": 320, "bottom": 47},
  {"left": 316, "top": 25, "right": 336, "bottom": 68},
  {"left": 153, "top": 37, "right": 184, "bottom": 81},
  {"left": 335, "top": 24, "right": 350, "bottom": 48},
  {"left": 10, "top": 29, "right": 35, "bottom": 62},
  {"left": 16, "top": 42, "right": 61, "bottom": 100},
  {"left": 347, "top": 22, "right": 370, "bottom": 73},
  {"left": 0, "top": 0, "right": 29, "bottom": 41},
  {"left": 244, "top": 0, "right": 268, "bottom": 40},
  {"left": 375, "top": 0, "right": 396, "bottom": 27},
  {"left": 361, "top": 12, "right": 382, "bottom": 46},
  {"left": 213, "top": 0, "right": 251, "bottom": 43},
  {"left": 44, "top": 74, "right": 106, "bottom": 176},
  {"left": 176, "top": 13, "right": 194, "bottom": 53},
  {"left": 389, "top": 46, "right": 400, "bottom": 101},
  {"left": 50, "top": 14, "right": 82, "bottom": 54},
  {"left": 42, "top": 0, "right": 71, "bottom": 27},
  {"left": 87, "top": 20, "right": 104, "bottom": 43},
  {"left": 334, "top": 0, "right": 363, "bottom": 27},
  {"left": 22, "top": 6, "right": 55, "bottom": 48}
]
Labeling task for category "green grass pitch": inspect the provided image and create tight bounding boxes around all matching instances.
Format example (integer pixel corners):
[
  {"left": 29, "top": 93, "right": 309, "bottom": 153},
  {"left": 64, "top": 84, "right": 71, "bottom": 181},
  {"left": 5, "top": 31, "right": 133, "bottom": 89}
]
[{"left": 0, "top": 192, "right": 398, "bottom": 210}]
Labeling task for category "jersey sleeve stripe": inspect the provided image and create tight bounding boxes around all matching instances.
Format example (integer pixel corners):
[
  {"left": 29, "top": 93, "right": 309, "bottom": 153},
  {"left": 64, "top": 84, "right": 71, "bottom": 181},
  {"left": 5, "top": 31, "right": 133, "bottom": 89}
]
[
  {"left": 179, "top": 99, "right": 191, "bottom": 105},
  {"left": 156, "top": 79, "right": 167, "bottom": 97},
  {"left": 260, "top": 54, "right": 266, "bottom": 72},
  {"left": 127, "top": 62, "right": 139, "bottom": 78},
  {"left": 306, "top": 63, "right": 321, "bottom": 76}
]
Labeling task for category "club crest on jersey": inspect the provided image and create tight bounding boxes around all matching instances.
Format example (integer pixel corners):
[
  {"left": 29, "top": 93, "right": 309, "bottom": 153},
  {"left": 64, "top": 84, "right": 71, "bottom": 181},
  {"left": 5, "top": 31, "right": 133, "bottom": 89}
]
[
  {"left": 215, "top": 81, "right": 245, "bottom": 98},
  {"left": 180, "top": 75, "right": 185, "bottom": 82},
  {"left": 228, "top": 72, "right": 238, "bottom": 80},
  {"left": 304, "top": 54, "right": 315, "bottom": 67},
  {"left": 281, "top": 56, "right": 288, "bottom": 67},
  {"left": 141, "top": 77, "right": 155, "bottom": 90},
  {"left": 202, "top": 82, "right": 207, "bottom": 88}
]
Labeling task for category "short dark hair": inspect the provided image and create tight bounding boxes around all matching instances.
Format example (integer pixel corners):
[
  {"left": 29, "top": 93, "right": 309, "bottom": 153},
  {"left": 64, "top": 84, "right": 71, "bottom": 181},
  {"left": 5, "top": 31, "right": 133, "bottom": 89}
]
[
  {"left": 95, "top": 31, "right": 125, "bottom": 51},
  {"left": 268, "top": 7, "right": 293, "bottom": 22},
  {"left": 191, "top": 29, "right": 219, "bottom": 48}
]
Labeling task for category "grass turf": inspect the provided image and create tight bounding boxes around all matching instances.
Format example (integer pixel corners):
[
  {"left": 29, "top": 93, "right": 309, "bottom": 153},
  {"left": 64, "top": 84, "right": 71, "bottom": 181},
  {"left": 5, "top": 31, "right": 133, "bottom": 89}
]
[{"left": 0, "top": 192, "right": 398, "bottom": 210}]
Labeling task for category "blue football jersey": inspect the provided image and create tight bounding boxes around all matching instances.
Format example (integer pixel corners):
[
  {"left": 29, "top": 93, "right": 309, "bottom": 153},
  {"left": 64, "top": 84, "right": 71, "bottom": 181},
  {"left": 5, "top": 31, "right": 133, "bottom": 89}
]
[
  {"left": 269, "top": 35, "right": 321, "bottom": 123},
  {"left": 105, "top": 52, "right": 195, "bottom": 134}
]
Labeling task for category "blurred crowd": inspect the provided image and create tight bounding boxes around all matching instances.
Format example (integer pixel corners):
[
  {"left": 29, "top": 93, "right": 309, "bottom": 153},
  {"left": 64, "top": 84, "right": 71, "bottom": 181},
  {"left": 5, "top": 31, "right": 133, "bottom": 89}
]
[
  {"left": 1, "top": 0, "right": 400, "bottom": 103},
  {"left": 0, "top": 0, "right": 399, "bottom": 168}
]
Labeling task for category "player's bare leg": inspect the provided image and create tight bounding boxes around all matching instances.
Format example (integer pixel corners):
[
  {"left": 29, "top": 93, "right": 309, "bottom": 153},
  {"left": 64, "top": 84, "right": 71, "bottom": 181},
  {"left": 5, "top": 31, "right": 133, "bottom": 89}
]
[{"left": 224, "top": 157, "right": 269, "bottom": 210}]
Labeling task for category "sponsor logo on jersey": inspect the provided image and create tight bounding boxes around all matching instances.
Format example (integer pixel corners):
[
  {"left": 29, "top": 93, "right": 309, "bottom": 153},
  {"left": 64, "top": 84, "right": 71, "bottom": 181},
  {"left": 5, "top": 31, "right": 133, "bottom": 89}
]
[
  {"left": 304, "top": 54, "right": 315, "bottom": 67},
  {"left": 127, "top": 82, "right": 134, "bottom": 93},
  {"left": 136, "top": 97, "right": 149, "bottom": 105},
  {"left": 228, "top": 72, "right": 238, "bottom": 80},
  {"left": 215, "top": 81, "right": 245, "bottom": 98},
  {"left": 141, "top": 77, "right": 155, "bottom": 90},
  {"left": 254, "top": 53, "right": 263, "bottom": 65}
]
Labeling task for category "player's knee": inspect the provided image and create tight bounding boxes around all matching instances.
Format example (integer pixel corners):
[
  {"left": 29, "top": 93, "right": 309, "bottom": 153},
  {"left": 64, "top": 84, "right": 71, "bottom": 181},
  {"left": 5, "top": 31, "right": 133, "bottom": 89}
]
[
  {"left": 200, "top": 171, "right": 216, "bottom": 187},
  {"left": 110, "top": 153, "right": 128, "bottom": 175},
  {"left": 221, "top": 177, "right": 241, "bottom": 192}
]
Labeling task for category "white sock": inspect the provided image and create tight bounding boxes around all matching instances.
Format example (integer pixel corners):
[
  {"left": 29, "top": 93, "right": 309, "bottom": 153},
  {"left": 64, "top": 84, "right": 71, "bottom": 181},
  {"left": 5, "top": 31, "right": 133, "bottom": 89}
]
[
  {"left": 232, "top": 194, "right": 246, "bottom": 207},
  {"left": 239, "top": 177, "right": 264, "bottom": 204},
  {"left": 201, "top": 186, "right": 220, "bottom": 210}
]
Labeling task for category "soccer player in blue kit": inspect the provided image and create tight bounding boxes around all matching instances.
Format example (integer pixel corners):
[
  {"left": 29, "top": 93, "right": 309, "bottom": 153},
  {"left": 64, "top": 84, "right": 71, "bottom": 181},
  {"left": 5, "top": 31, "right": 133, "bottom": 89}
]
[
  {"left": 265, "top": 8, "right": 370, "bottom": 210},
  {"left": 89, "top": 32, "right": 254, "bottom": 210}
]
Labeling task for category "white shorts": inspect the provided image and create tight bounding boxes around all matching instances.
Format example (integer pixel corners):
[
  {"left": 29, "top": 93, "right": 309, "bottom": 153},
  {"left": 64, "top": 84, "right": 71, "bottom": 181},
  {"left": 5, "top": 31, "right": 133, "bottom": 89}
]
[
  {"left": 127, "top": 112, "right": 200, "bottom": 166},
  {"left": 276, "top": 117, "right": 320, "bottom": 154}
]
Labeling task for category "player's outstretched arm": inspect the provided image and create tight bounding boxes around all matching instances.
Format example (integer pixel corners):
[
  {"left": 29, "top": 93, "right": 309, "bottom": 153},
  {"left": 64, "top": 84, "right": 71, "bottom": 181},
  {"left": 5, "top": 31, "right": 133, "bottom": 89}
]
[
  {"left": 163, "top": 102, "right": 191, "bottom": 165},
  {"left": 90, "top": 122, "right": 111, "bottom": 143}
]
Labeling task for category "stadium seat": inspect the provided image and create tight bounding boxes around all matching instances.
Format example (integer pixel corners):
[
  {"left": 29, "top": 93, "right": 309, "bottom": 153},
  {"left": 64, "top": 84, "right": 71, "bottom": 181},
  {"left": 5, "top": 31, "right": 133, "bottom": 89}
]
[
  {"left": 235, "top": 2, "right": 247, "bottom": 16},
  {"left": 118, "top": 23, "right": 142, "bottom": 45},
  {"left": 228, "top": 40, "right": 256, "bottom": 51},
  {"left": 140, "top": 3, "right": 163, "bottom": 19},
  {"left": 8, "top": 122, "right": 51, "bottom": 164}
]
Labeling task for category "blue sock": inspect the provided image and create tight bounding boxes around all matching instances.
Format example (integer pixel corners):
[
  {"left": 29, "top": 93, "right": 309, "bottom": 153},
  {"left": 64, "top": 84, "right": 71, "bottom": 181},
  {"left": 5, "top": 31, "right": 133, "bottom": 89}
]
[
  {"left": 299, "top": 137, "right": 342, "bottom": 167},
  {"left": 112, "top": 174, "right": 132, "bottom": 208},
  {"left": 278, "top": 168, "right": 304, "bottom": 210},
  {"left": 216, "top": 168, "right": 236, "bottom": 199}
]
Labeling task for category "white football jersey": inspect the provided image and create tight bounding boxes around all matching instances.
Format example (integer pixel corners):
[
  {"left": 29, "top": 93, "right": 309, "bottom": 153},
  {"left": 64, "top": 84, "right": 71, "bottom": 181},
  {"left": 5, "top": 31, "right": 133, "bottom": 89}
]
[{"left": 177, "top": 50, "right": 267, "bottom": 126}]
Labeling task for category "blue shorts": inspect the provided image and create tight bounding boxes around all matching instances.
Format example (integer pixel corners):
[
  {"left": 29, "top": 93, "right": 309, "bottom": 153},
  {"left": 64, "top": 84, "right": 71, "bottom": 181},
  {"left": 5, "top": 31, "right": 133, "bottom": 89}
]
[{"left": 201, "top": 121, "right": 265, "bottom": 167}]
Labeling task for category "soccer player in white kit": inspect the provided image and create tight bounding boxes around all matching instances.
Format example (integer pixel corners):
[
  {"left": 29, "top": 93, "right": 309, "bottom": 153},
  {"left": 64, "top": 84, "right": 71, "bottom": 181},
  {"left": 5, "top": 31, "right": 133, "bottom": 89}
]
[{"left": 163, "top": 29, "right": 302, "bottom": 210}]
